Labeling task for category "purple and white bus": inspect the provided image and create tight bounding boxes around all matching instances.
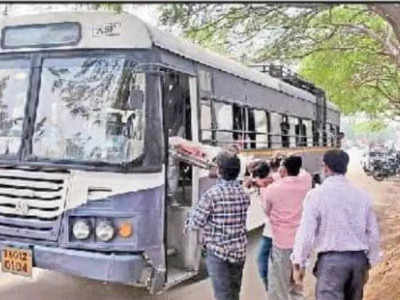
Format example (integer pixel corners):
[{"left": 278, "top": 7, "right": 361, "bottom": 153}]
[{"left": 0, "top": 12, "right": 340, "bottom": 293}]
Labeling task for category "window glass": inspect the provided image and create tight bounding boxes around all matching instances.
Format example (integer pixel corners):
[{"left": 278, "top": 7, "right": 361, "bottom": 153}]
[
  {"left": 200, "top": 99, "right": 212, "bottom": 142},
  {"left": 0, "top": 59, "right": 30, "bottom": 157},
  {"left": 323, "top": 124, "right": 328, "bottom": 146},
  {"left": 233, "top": 105, "right": 246, "bottom": 147},
  {"left": 330, "top": 124, "right": 336, "bottom": 146},
  {"left": 312, "top": 121, "right": 320, "bottom": 146},
  {"left": 33, "top": 56, "right": 145, "bottom": 164},
  {"left": 254, "top": 110, "right": 268, "bottom": 147},
  {"left": 303, "top": 120, "right": 313, "bottom": 147},
  {"left": 289, "top": 117, "right": 298, "bottom": 147},
  {"left": 214, "top": 101, "right": 233, "bottom": 144},
  {"left": 270, "top": 112, "right": 282, "bottom": 149},
  {"left": 247, "top": 108, "right": 256, "bottom": 149},
  {"left": 281, "top": 115, "right": 290, "bottom": 148},
  {"left": 3, "top": 23, "right": 80, "bottom": 49},
  {"left": 198, "top": 70, "right": 212, "bottom": 92}
]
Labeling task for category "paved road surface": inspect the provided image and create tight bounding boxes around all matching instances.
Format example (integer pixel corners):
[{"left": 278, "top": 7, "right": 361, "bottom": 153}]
[{"left": 0, "top": 229, "right": 266, "bottom": 300}]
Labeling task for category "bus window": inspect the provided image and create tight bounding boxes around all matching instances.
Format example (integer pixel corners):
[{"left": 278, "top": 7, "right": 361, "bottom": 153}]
[
  {"left": 233, "top": 104, "right": 246, "bottom": 148},
  {"left": 281, "top": 115, "right": 290, "bottom": 148},
  {"left": 32, "top": 56, "right": 145, "bottom": 164},
  {"left": 295, "top": 119, "right": 301, "bottom": 147},
  {"left": 214, "top": 101, "right": 233, "bottom": 146},
  {"left": 253, "top": 109, "right": 268, "bottom": 148},
  {"left": 336, "top": 125, "right": 341, "bottom": 147},
  {"left": 198, "top": 69, "right": 212, "bottom": 92},
  {"left": 289, "top": 117, "right": 298, "bottom": 147},
  {"left": 0, "top": 59, "right": 30, "bottom": 158},
  {"left": 270, "top": 112, "right": 282, "bottom": 149},
  {"left": 200, "top": 98, "right": 212, "bottom": 143},
  {"left": 247, "top": 108, "right": 256, "bottom": 149},
  {"left": 164, "top": 73, "right": 186, "bottom": 138},
  {"left": 301, "top": 122, "right": 307, "bottom": 146},
  {"left": 322, "top": 124, "right": 328, "bottom": 146},
  {"left": 295, "top": 119, "right": 307, "bottom": 147},
  {"left": 329, "top": 124, "right": 335, "bottom": 147},
  {"left": 312, "top": 121, "right": 320, "bottom": 146},
  {"left": 303, "top": 120, "right": 313, "bottom": 147}
]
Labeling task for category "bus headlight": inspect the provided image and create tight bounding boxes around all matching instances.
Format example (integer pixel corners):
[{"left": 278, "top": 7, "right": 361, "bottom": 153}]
[
  {"left": 95, "top": 219, "right": 115, "bottom": 242},
  {"left": 72, "top": 219, "right": 91, "bottom": 240}
]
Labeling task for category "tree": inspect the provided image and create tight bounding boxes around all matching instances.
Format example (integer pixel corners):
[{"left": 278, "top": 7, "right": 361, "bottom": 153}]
[{"left": 158, "top": 4, "right": 400, "bottom": 119}]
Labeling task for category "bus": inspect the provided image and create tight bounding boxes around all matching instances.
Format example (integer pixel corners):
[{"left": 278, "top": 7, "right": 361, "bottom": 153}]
[{"left": 0, "top": 12, "right": 340, "bottom": 293}]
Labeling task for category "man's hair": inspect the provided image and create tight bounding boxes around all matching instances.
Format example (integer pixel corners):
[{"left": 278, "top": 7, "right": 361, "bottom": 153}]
[
  {"left": 253, "top": 162, "right": 270, "bottom": 179},
  {"left": 270, "top": 158, "right": 282, "bottom": 170},
  {"left": 323, "top": 150, "right": 350, "bottom": 174},
  {"left": 283, "top": 156, "right": 302, "bottom": 176},
  {"left": 215, "top": 151, "right": 241, "bottom": 181},
  {"left": 226, "top": 144, "right": 241, "bottom": 155}
]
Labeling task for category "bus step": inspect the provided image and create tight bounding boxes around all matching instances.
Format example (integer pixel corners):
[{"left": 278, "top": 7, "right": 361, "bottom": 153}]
[{"left": 164, "top": 267, "right": 197, "bottom": 290}]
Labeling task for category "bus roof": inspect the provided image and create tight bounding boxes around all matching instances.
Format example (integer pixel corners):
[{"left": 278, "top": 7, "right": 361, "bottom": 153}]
[{"left": 0, "top": 11, "right": 339, "bottom": 111}]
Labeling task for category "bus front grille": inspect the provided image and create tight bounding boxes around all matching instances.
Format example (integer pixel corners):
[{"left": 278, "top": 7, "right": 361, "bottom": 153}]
[{"left": 0, "top": 167, "right": 69, "bottom": 241}]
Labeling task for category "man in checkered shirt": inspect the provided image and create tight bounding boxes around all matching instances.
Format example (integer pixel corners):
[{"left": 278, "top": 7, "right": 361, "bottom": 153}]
[{"left": 185, "top": 151, "right": 250, "bottom": 300}]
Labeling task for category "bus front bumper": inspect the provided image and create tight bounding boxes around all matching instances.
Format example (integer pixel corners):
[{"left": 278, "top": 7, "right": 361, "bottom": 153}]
[{"left": 0, "top": 241, "right": 152, "bottom": 287}]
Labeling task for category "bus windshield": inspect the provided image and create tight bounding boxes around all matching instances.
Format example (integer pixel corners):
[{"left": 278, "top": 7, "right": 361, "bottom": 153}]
[
  {"left": 32, "top": 55, "right": 145, "bottom": 165},
  {"left": 0, "top": 59, "right": 30, "bottom": 158}
]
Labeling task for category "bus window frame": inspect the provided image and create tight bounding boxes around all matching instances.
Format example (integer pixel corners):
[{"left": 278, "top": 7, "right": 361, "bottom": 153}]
[
  {"left": 0, "top": 50, "right": 163, "bottom": 173},
  {"left": 0, "top": 55, "right": 33, "bottom": 160},
  {"left": 250, "top": 108, "right": 270, "bottom": 149},
  {"left": 213, "top": 100, "right": 234, "bottom": 146}
]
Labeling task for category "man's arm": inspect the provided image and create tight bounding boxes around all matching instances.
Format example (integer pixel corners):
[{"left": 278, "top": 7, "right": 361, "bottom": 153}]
[
  {"left": 291, "top": 190, "right": 320, "bottom": 268},
  {"left": 365, "top": 199, "right": 381, "bottom": 266},
  {"left": 261, "top": 186, "right": 273, "bottom": 217},
  {"left": 185, "top": 192, "right": 212, "bottom": 231}
]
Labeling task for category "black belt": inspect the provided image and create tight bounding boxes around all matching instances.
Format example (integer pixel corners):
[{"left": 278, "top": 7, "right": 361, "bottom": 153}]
[{"left": 319, "top": 250, "right": 366, "bottom": 256}]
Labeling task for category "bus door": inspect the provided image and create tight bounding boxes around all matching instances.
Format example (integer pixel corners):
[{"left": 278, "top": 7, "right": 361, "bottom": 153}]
[{"left": 163, "top": 72, "right": 201, "bottom": 288}]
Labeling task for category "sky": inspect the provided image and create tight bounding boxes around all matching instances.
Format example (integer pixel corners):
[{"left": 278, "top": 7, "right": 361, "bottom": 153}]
[{"left": 0, "top": 4, "right": 161, "bottom": 26}]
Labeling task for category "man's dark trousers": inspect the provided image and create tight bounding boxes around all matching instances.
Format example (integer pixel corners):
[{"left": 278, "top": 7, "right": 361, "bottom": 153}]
[
  {"left": 205, "top": 250, "right": 245, "bottom": 300},
  {"left": 314, "top": 251, "right": 369, "bottom": 300}
]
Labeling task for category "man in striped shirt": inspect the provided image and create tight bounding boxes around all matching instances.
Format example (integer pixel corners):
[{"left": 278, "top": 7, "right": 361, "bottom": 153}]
[{"left": 185, "top": 151, "right": 250, "bottom": 300}]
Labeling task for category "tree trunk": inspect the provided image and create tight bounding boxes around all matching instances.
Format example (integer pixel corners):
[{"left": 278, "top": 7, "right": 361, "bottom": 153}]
[{"left": 369, "top": 4, "right": 400, "bottom": 44}]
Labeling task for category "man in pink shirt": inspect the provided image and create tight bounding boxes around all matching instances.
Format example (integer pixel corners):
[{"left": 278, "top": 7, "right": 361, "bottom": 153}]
[{"left": 261, "top": 156, "right": 311, "bottom": 300}]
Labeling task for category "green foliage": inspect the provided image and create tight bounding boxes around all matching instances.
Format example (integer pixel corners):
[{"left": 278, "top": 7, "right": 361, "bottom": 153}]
[
  {"left": 158, "top": 4, "right": 400, "bottom": 118},
  {"left": 298, "top": 6, "right": 400, "bottom": 117},
  {"left": 93, "top": 3, "right": 122, "bottom": 13},
  {"left": 341, "top": 117, "right": 395, "bottom": 147},
  {"left": 352, "top": 119, "right": 386, "bottom": 133}
]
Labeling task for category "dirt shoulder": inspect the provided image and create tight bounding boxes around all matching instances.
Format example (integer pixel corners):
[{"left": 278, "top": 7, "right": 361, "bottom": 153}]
[
  {"left": 303, "top": 149, "right": 400, "bottom": 300},
  {"left": 345, "top": 151, "right": 400, "bottom": 300},
  {"left": 364, "top": 180, "right": 400, "bottom": 300}
]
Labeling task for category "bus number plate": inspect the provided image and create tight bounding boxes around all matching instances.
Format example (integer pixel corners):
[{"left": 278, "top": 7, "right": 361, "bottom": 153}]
[{"left": 1, "top": 247, "right": 32, "bottom": 277}]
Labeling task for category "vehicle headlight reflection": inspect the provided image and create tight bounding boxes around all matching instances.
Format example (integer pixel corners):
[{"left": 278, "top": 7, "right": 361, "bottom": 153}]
[
  {"left": 72, "top": 219, "right": 91, "bottom": 240},
  {"left": 95, "top": 219, "right": 115, "bottom": 242}
]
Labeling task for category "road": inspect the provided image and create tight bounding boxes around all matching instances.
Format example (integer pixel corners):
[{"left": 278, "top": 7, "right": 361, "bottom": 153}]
[
  {"left": 0, "top": 225, "right": 266, "bottom": 300},
  {"left": 0, "top": 148, "right": 383, "bottom": 300}
]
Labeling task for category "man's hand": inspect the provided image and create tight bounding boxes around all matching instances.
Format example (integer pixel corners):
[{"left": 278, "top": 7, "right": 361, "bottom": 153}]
[
  {"left": 292, "top": 264, "right": 306, "bottom": 287},
  {"left": 243, "top": 177, "right": 254, "bottom": 188}
]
